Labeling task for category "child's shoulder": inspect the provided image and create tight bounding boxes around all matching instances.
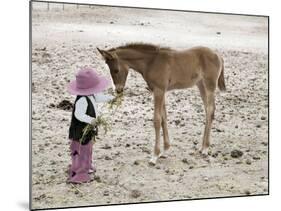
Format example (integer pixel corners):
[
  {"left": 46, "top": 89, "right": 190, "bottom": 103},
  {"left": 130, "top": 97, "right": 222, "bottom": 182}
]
[{"left": 75, "top": 95, "right": 88, "bottom": 103}]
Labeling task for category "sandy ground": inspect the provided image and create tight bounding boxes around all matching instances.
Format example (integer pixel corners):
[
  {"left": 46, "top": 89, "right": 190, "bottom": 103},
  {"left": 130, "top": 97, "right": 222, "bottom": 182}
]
[{"left": 31, "top": 4, "right": 268, "bottom": 209}]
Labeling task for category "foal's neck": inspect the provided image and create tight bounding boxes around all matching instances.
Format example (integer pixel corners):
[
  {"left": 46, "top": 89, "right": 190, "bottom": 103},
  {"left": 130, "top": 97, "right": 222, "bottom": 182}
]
[{"left": 116, "top": 48, "right": 156, "bottom": 75}]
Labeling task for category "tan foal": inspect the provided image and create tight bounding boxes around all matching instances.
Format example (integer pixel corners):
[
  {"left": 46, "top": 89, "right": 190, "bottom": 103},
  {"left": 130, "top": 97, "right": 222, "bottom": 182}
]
[{"left": 97, "top": 43, "right": 226, "bottom": 164}]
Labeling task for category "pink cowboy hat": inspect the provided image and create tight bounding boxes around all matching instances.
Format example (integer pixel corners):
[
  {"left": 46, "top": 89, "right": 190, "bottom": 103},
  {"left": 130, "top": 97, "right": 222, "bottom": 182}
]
[{"left": 67, "top": 68, "right": 110, "bottom": 95}]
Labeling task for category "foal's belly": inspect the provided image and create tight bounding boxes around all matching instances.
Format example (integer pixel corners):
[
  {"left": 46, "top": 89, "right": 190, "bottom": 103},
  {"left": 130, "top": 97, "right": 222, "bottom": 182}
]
[{"left": 168, "top": 69, "right": 201, "bottom": 90}]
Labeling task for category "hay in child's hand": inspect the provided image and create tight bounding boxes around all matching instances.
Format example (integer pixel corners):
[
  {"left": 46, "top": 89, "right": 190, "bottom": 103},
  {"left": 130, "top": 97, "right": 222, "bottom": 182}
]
[
  {"left": 80, "top": 93, "right": 124, "bottom": 144},
  {"left": 96, "top": 115, "right": 111, "bottom": 134},
  {"left": 80, "top": 116, "right": 111, "bottom": 144},
  {"left": 80, "top": 124, "right": 94, "bottom": 144}
]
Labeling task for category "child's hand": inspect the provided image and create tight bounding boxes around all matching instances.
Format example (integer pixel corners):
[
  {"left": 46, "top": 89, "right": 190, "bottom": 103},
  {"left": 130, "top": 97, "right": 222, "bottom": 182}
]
[{"left": 91, "top": 118, "right": 97, "bottom": 126}]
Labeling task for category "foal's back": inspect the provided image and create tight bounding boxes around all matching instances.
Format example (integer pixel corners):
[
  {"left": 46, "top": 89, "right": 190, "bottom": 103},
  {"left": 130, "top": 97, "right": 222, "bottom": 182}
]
[{"left": 160, "top": 46, "right": 222, "bottom": 90}]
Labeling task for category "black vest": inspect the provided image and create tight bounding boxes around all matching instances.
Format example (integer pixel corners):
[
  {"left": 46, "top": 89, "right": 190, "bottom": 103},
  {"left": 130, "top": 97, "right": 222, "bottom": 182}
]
[{"left": 69, "top": 96, "right": 97, "bottom": 145}]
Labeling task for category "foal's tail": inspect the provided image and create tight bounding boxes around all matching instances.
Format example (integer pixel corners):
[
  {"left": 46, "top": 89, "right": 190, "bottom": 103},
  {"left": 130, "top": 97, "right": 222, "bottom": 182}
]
[{"left": 218, "top": 58, "right": 226, "bottom": 91}]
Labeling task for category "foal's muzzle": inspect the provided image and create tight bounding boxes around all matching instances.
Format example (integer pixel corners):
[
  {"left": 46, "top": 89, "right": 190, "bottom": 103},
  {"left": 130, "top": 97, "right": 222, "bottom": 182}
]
[{"left": 116, "top": 88, "right": 123, "bottom": 94}]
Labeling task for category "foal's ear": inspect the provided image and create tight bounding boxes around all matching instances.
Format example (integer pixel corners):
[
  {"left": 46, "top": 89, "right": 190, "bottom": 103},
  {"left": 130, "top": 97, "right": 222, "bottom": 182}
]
[{"left": 96, "top": 48, "right": 114, "bottom": 60}]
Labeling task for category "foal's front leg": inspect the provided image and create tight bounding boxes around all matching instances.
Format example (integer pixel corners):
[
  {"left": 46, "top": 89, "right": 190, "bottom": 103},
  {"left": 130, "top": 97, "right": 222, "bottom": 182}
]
[{"left": 149, "top": 89, "right": 164, "bottom": 165}]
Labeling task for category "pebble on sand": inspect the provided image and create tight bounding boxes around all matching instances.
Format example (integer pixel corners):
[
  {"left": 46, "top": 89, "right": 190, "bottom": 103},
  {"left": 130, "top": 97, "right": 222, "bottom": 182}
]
[
  {"left": 133, "top": 160, "right": 140, "bottom": 165},
  {"left": 246, "top": 159, "right": 252, "bottom": 165},
  {"left": 130, "top": 189, "right": 141, "bottom": 198},
  {"left": 230, "top": 150, "right": 243, "bottom": 158},
  {"left": 182, "top": 158, "right": 189, "bottom": 164},
  {"left": 103, "top": 190, "right": 110, "bottom": 196},
  {"left": 244, "top": 189, "right": 251, "bottom": 195},
  {"left": 94, "top": 175, "right": 101, "bottom": 183}
]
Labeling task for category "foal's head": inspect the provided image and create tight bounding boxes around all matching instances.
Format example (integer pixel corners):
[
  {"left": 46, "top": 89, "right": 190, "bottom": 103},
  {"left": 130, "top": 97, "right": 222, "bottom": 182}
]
[{"left": 97, "top": 48, "right": 129, "bottom": 94}]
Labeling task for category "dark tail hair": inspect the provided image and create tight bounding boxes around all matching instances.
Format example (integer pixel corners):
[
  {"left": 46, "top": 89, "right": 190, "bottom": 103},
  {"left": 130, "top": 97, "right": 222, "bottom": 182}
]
[{"left": 218, "top": 58, "right": 226, "bottom": 91}]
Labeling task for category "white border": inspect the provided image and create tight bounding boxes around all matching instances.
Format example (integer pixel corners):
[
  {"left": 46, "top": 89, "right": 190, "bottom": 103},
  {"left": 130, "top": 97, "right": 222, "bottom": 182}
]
[{"left": 1, "top": 0, "right": 278, "bottom": 211}]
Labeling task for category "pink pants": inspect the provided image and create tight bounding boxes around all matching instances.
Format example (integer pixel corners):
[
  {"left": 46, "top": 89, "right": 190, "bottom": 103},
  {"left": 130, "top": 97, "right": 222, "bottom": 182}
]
[{"left": 68, "top": 140, "right": 95, "bottom": 183}]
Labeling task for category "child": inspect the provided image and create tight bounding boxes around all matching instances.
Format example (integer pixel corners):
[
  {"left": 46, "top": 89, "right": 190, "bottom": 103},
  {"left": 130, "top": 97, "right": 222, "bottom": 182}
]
[{"left": 67, "top": 67, "right": 113, "bottom": 184}]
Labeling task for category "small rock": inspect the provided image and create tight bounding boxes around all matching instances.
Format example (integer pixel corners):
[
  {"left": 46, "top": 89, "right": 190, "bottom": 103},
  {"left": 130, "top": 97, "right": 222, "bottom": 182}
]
[
  {"left": 141, "top": 147, "right": 151, "bottom": 154},
  {"left": 125, "top": 143, "right": 130, "bottom": 147},
  {"left": 216, "top": 31, "right": 221, "bottom": 35},
  {"left": 189, "top": 166, "right": 194, "bottom": 169},
  {"left": 133, "top": 160, "right": 140, "bottom": 165},
  {"left": 49, "top": 103, "right": 55, "bottom": 108},
  {"left": 130, "top": 189, "right": 141, "bottom": 198},
  {"left": 261, "top": 116, "right": 266, "bottom": 120},
  {"left": 235, "top": 125, "right": 238, "bottom": 129},
  {"left": 215, "top": 128, "right": 223, "bottom": 132},
  {"left": 189, "top": 152, "right": 195, "bottom": 156},
  {"left": 212, "top": 152, "right": 219, "bottom": 158},
  {"left": 261, "top": 141, "right": 268, "bottom": 146},
  {"left": 174, "top": 120, "right": 181, "bottom": 126},
  {"left": 231, "top": 150, "right": 243, "bottom": 158},
  {"left": 104, "top": 155, "right": 112, "bottom": 160},
  {"left": 34, "top": 193, "right": 46, "bottom": 201},
  {"left": 94, "top": 175, "right": 101, "bottom": 183},
  {"left": 182, "top": 158, "right": 189, "bottom": 164},
  {"left": 103, "top": 190, "right": 109, "bottom": 196},
  {"left": 256, "top": 124, "right": 261, "bottom": 128},
  {"left": 192, "top": 140, "right": 198, "bottom": 145},
  {"left": 203, "top": 177, "right": 209, "bottom": 181},
  {"left": 110, "top": 21, "right": 114, "bottom": 24},
  {"left": 74, "top": 190, "right": 79, "bottom": 195},
  {"left": 101, "top": 144, "right": 111, "bottom": 149},
  {"left": 252, "top": 156, "right": 260, "bottom": 160},
  {"left": 246, "top": 159, "right": 252, "bottom": 165},
  {"left": 244, "top": 189, "right": 251, "bottom": 195}
]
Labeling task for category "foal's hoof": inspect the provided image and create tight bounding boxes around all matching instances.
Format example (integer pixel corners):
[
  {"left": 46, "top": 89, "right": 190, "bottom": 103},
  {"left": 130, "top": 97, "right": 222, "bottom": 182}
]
[
  {"left": 149, "top": 156, "right": 158, "bottom": 165},
  {"left": 200, "top": 148, "right": 209, "bottom": 156},
  {"left": 159, "top": 150, "right": 169, "bottom": 159}
]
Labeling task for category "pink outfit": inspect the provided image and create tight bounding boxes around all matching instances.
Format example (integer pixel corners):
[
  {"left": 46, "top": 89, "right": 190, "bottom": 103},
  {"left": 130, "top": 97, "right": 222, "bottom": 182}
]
[
  {"left": 67, "top": 67, "right": 109, "bottom": 183},
  {"left": 68, "top": 140, "right": 96, "bottom": 184}
]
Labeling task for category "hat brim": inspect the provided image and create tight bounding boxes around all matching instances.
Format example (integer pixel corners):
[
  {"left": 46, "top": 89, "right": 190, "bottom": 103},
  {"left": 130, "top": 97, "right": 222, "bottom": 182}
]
[{"left": 67, "top": 76, "right": 110, "bottom": 96}]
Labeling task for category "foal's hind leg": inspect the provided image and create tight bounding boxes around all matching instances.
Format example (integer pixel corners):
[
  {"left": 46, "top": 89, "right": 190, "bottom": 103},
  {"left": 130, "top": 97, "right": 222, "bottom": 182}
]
[
  {"left": 160, "top": 101, "right": 170, "bottom": 158},
  {"left": 197, "top": 80, "right": 207, "bottom": 112},
  {"left": 200, "top": 81, "right": 216, "bottom": 155}
]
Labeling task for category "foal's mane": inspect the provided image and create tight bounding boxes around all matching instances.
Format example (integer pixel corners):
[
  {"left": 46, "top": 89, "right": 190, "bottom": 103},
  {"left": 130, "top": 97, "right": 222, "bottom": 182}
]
[{"left": 109, "top": 43, "right": 171, "bottom": 53}]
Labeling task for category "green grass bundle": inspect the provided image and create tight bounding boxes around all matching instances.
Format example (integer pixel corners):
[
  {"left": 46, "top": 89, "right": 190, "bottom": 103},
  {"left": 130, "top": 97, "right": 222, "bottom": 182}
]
[{"left": 108, "top": 93, "right": 124, "bottom": 110}]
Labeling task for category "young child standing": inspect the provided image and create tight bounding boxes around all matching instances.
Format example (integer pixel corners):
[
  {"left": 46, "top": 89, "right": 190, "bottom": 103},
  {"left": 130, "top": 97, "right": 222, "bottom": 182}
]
[{"left": 67, "top": 67, "right": 113, "bottom": 184}]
